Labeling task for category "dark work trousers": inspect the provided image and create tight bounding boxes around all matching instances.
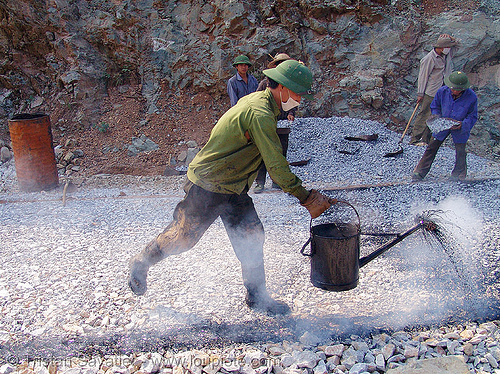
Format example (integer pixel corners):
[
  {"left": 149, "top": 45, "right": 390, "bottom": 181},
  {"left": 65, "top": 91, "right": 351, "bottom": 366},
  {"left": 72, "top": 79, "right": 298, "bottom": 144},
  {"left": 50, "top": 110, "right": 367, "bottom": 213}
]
[
  {"left": 413, "top": 137, "right": 468, "bottom": 179},
  {"left": 410, "top": 94, "right": 433, "bottom": 144},
  {"left": 135, "top": 181, "right": 266, "bottom": 293},
  {"left": 255, "top": 131, "right": 290, "bottom": 186}
]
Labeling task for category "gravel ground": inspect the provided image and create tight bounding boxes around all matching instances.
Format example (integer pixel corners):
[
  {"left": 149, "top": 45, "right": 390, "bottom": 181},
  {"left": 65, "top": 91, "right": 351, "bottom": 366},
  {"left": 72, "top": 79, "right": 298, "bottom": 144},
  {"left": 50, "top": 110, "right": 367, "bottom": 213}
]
[{"left": 1, "top": 116, "right": 500, "bottom": 373}]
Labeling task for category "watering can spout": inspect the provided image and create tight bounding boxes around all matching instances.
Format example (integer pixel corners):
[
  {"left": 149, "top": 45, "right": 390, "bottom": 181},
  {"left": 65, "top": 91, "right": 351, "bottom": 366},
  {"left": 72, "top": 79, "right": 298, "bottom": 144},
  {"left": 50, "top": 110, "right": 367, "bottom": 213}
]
[
  {"left": 301, "top": 203, "right": 440, "bottom": 292},
  {"left": 359, "top": 221, "right": 425, "bottom": 268}
]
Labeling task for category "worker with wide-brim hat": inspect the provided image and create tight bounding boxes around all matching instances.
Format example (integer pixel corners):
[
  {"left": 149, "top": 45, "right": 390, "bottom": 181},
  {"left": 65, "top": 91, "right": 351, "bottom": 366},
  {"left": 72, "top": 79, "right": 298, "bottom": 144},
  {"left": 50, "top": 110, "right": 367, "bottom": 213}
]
[
  {"left": 411, "top": 33, "right": 460, "bottom": 146},
  {"left": 262, "top": 59, "right": 315, "bottom": 99},
  {"left": 232, "top": 54, "right": 252, "bottom": 66},
  {"left": 129, "top": 60, "right": 332, "bottom": 317},
  {"left": 443, "top": 70, "right": 471, "bottom": 90}
]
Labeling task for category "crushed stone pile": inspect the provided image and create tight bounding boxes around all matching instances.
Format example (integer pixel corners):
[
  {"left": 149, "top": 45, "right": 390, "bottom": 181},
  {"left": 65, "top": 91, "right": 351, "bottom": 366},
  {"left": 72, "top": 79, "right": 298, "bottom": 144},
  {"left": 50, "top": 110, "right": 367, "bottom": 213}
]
[{"left": 283, "top": 117, "right": 500, "bottom": 189}]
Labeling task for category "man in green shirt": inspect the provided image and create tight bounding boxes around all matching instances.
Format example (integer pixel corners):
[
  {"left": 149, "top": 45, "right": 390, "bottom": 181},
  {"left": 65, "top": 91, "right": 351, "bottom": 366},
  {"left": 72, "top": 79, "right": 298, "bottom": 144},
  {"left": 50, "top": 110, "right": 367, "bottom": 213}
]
[{"left": 128, "top": 60, "right": 332, "bottom": 315}]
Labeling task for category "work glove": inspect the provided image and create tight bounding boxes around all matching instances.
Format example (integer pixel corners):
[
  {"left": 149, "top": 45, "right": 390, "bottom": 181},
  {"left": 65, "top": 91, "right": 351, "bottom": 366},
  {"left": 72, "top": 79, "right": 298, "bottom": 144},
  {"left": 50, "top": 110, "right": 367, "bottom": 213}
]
[{"left": 301, "top": 189, "right": 337, "bottom": 219}]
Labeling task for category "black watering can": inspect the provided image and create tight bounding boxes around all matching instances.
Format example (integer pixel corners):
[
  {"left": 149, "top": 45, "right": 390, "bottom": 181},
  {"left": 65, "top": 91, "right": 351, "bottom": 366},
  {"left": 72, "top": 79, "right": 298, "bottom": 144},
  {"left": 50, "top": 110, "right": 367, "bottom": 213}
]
[{"left": 301, "top": 200, "right": 437, "bottom": 291}]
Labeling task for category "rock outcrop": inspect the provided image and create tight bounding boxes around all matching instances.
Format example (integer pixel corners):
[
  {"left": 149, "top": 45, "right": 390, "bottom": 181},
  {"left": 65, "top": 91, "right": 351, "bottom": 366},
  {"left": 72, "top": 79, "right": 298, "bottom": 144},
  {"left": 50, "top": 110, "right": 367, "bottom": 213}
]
[{"left": 0, "top": 0, "right": 499, "bottom": 159}]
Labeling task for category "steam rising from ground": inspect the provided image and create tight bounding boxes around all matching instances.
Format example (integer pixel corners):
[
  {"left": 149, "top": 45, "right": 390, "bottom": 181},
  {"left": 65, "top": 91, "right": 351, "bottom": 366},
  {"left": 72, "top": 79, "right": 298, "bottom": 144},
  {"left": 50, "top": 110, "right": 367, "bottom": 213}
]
[
  {"left": 387, "top": 195, "right": 491, "bottom": 327},
  {"left": 415, "top": 196, "right": 485, "bottom": 290},
  {"left": 419, "top": 195, "right": 483, "bottom": 252},
  {"left": 1, "top": 185, "right": 497, "bottom": 358}
]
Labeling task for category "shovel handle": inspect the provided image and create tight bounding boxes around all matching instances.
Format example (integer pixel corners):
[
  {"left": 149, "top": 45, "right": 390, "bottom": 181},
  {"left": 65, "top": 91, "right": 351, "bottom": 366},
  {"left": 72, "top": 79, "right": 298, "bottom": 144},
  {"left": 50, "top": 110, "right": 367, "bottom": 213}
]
[{"left": 398, "top": 102, "right": 420, "bottom": 143}]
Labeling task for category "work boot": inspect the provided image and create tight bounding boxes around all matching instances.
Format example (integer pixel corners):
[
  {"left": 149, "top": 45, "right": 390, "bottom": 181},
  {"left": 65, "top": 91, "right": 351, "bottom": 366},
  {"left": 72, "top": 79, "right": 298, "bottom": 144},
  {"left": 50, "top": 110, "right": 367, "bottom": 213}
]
[
  {"left": 128, "top": 257, "right": 149, "bottom": 296},
  {"left": 245, "top": 289, "right": 291, "bottom": 316},
  {"left": 253, "top": 183, "right": 264, "bottom": 194}
]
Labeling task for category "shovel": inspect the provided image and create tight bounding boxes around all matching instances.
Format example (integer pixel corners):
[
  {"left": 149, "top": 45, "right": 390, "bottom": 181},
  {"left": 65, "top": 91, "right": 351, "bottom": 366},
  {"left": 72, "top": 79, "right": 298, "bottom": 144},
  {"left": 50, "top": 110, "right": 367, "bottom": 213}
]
[{"left": 383, "top": 102, "right": 420, "bottom": 157}]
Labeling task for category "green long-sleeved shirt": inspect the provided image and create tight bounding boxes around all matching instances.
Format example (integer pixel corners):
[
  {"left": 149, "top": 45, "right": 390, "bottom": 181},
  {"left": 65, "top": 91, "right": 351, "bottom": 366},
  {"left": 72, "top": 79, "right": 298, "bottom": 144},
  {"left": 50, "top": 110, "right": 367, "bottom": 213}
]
[{"left": 187, "top": 88, "right": 309, "bottom": 202}]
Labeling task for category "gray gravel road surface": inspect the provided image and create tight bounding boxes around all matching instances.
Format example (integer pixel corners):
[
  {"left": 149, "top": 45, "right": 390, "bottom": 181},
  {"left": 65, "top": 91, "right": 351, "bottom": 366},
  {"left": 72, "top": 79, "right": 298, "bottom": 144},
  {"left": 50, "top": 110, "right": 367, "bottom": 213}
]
[{"left": 0, "top": 116, "right": 499, "bottom": 360}]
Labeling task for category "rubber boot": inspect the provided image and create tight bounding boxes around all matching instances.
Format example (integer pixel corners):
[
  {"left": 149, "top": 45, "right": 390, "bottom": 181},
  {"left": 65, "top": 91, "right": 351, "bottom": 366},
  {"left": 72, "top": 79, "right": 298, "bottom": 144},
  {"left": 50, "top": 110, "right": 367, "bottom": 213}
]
[
  {"left": 128, "top": 256, "right": 149, "bottom": 296},
  {"left": 245, "top": 285, "right": 291, "bottom": 316},
  {"left": 241, "top": 263, "right": 290, "bottom": 315},
  {"left": 128, "top": 240, "right": 163, "bottom": 296}
]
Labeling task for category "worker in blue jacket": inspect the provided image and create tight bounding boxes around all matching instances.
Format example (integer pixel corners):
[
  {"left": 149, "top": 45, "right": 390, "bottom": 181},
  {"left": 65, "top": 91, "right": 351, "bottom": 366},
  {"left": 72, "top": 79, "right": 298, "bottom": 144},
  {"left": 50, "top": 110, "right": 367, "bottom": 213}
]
[
  {"left": 412, "top": 71, "right": 478, "bottom": 182},
  {"left": 227, "top": 55, "right": 259, "bottom": 107}
]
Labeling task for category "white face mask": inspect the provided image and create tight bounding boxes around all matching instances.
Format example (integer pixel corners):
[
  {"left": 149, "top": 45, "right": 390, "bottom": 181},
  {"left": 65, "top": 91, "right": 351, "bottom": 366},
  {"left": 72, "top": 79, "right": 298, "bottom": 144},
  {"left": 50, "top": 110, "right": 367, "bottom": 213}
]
[
  {"left": 442, "top": 48, "right": 451, "bottom": 55},
  {"left": 280, "top": 87, "right": 300, "bottom": 111}
]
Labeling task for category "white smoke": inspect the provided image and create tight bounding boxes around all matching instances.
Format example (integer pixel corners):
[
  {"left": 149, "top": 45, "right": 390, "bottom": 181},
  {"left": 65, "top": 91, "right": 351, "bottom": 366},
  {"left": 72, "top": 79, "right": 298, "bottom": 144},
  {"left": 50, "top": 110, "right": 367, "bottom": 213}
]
[
  {"left": 392, "top": 195, "right": 489, "bottom": 323},
  {"left": 428, "top": 195, "right": 483, "bottom": 249}
]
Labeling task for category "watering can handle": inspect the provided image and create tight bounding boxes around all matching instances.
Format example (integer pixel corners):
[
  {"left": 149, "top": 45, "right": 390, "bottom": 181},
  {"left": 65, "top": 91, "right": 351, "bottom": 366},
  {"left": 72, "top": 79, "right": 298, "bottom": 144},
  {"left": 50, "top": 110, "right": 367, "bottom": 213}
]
[
  {"left": 309, "top": 199, "right": 361, "bottom": 231},
  {"left": 301, "top": 200, "right": 361, "bottom": 257},
  {"left": 300, "top": 237, "right": 313, "bottom": 256}
]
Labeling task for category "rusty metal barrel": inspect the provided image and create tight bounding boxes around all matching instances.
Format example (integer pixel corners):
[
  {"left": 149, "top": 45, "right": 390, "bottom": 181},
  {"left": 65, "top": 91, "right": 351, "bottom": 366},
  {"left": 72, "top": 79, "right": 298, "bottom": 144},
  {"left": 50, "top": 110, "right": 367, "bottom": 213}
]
[{"left": 8, "top": 113, "right": 59, "bottom": 192}]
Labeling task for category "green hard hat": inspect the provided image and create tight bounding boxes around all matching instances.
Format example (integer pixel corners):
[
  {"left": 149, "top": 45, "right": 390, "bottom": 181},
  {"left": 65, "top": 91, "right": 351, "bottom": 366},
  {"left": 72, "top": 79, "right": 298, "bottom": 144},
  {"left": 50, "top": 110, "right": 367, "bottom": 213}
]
[
  {"left": 232, "top": 55, "right": 252, "bottom": 67},
  {"left": 444, "top": 71, "right": 470, "bottom": 90},
  {"left": 263, "top": 60, "right": 314, "bottom": 98}
]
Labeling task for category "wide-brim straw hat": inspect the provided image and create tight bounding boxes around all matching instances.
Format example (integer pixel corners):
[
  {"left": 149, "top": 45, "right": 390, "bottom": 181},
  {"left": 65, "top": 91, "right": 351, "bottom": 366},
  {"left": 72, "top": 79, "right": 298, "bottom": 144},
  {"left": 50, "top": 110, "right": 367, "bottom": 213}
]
[
  {"left": 267, "top": 53, "right": 291, "bottom": 68},
  {"left": 434, "top": 35, "right": 457, "bottom": 48}
]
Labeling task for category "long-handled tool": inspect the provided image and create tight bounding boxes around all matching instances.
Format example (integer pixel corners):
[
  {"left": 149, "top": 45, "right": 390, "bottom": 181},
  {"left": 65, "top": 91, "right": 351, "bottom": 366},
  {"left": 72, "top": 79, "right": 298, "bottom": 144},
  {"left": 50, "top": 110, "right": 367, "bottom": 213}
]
[{"left": 384, "top": 102, "right": 420, "bottom": 157}]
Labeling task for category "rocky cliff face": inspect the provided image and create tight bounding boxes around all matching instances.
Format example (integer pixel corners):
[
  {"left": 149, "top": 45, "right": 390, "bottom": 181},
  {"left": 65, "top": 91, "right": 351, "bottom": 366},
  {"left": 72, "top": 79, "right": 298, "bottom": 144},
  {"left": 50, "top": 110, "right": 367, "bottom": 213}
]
[{"left": 0, "top": 0, "right": 499, "bottom": 161}]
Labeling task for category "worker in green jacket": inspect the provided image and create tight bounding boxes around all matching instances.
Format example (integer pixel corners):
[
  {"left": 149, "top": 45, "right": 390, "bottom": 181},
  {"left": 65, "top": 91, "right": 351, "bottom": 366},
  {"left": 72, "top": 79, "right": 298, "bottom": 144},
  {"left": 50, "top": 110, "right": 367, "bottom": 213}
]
[{"left": 128, "top": 60, "right": 332, "bottom": 315}]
